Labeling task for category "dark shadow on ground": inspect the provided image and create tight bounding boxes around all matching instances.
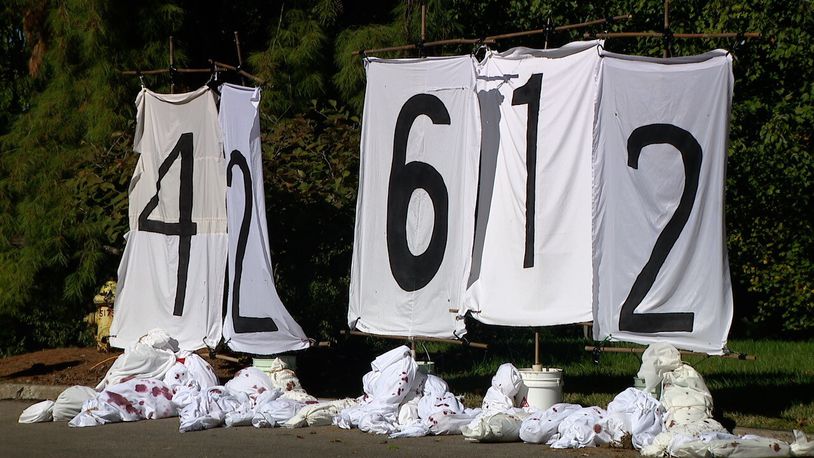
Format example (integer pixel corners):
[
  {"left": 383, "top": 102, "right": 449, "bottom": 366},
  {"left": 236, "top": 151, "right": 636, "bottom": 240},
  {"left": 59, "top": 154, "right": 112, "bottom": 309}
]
[{"left": 2, "top": 360, "right": 81, "bottom": 378}]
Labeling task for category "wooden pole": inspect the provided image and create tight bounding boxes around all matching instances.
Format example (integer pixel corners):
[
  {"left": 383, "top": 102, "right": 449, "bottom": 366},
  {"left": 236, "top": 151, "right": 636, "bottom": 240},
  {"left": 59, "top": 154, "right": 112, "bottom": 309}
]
[
  {"left": 233, "top": 31, "right": 246, "bottom": 85},
  {"left": 352, "top": 14, "right": 631, "bottom": 56},
  {"left": 533, "top": 331, "right": 542, "bottom": 370},
  {"left": 584, "top": 346, "right": 756, "bottom": 361},
  {"left": 342, "top": 330, "right": 488, "bottom": 349},
  {"left": 588, "top": 31, "right": 760, "bottom": 39},
  {"left": 663, "top": 0, "right": 670, "bottom": 58},
  {"left": 420, "top": 3, "right": 427, "bottom": 42},
  {"left": 169, "top": 35, "right": 175, "bottom": 93}
]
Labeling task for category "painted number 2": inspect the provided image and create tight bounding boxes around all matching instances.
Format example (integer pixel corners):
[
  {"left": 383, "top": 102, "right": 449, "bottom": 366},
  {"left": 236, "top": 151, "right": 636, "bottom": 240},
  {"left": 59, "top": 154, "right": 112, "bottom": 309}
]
[
  {"left": 386, "top": 94, "right": 450, "bottom": 292},
  {"left": 619, "top": 124, "right": 700, "bottom": 333},
  {"left": 226, "top": 151, "right": 278, "bottom": 333},
  {"left": 138, "top": 132, "right": 197, "bottom": 316}
]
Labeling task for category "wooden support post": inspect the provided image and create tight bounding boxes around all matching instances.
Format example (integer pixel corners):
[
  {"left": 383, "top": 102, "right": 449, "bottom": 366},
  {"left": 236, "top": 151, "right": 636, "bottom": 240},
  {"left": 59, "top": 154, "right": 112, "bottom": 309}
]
[
  {"left": 663, "top": 0, "right": 671, "bottom": 58},
  {"left": 533, "top": 331, "right": 542, "bottom": 371},
  {"left": 169, "top": 35, "right": 175, "bottom": 93},
  {"left": 421, "top": 3, "right": 427, "bottom": 42},
  {"left": 234, "top": 31, "right": 246, "bottom": 85}
]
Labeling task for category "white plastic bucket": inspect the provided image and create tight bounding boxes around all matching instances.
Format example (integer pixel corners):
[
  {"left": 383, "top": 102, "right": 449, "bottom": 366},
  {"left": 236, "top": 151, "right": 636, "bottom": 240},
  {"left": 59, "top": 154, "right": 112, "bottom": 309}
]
[{"left": 515, "top": 368, "right": 563, "bottom": 411}]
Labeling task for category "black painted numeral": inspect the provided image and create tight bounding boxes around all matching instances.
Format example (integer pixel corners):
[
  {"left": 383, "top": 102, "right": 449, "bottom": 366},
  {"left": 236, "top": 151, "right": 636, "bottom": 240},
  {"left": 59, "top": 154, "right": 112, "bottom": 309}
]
[
  {"left": 618, "top": 124, "right": 700, "bottom": 333},
  {"left": 227, "top": 150, "right": 278, "bottom": 333},
  {"left": 138, "top": 132, "right": 197, "bottom": 316},
  {"left": 512, "top": 73, "right": 543, "bottom": 268},
  {"left": 386, "top": 94, "right": 450, "bottom": 292}
]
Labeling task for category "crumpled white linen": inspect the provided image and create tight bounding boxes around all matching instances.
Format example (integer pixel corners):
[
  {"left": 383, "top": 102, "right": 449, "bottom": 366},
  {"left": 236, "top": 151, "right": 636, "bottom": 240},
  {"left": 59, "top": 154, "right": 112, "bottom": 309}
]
[
  {"left": 462, "top": 412, "right": 526, "bottom": 442},
  {"left": 461, "top": 363, "right": 528, "bottom": 442},
  {"left": 637, "top": 342, "right": 682, "bottom": 394},
  {"left": 252, "top": 396, "right": 305, "bottom": 428},
  {"left": 283, "top": 398, "right": 358, "bottom": 428},
  {"left": 427, "top": 410, "right": 481, "bottom": 435},
  {"left": 791, "top": 430, "right": 814, "bottom": 457},
  {"left": 224, "top": 367, "right": 275, "bottom": 403},
  {"left": 335, "top": 346, "right": 419, "bottom": 433},
  {"left": 177, "top": 352, "right": 218, "bottom": 389},
  {"left": 96, "top": 341, "right": 177, "bottom": 390},
  {"left": 69, "top": 378, "right": 177, "bottom": 427},
  {"left": 607, "top": 387, "right": 665, "bottom": 449},
  {"left": 173, "top": 383, "right": 247, "bottom": 432},
  {"left": 389, "top": 374, "right": 474, "bottom": 438},
  {"left": 641, "top": 418, "right": 728, "bottom": 457},
  {"left": 548, "top": 406, "right": 622, "bottom": 449},
  {"left": 18, "top": 400, "right": 54, "bottom": 423},
  {"left": 138, "top": 328, "right": 180, "bottom": 352},
  {"left": 482, "top": 363, "right": 523, "bottom": 413},
  {"left": 519, "top": 403, "right": 583, "bottom": 444},
  {"left": 668, "top": 431, "right": 792, "bottom": 458},
  {"left": 53, "top": 385, "right": 98, "bottom": 421}
]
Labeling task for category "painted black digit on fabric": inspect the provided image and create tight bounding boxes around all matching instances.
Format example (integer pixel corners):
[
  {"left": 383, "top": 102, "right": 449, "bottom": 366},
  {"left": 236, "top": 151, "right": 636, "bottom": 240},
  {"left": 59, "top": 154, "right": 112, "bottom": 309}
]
[
  {"left": 511, "top": 73, "right": 542, "bottom": 268},
  {"left": 138, "top": 132, "right": 197, "bottom": 316},
  {"left": 227, "top": 150, "right": 278, "bottom": 333},
  {"left": 619, "top": 124, "right": 701, "bottom": 333},
  {"left": 387, "top": 94, "right": 450, "bottom": 292}
]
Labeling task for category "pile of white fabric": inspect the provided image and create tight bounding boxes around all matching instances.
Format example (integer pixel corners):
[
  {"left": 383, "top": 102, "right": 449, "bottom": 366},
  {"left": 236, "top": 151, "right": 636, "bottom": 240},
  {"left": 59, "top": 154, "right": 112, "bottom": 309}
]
[
  {"left": 462, "top": 363, "right": 528, "bottom": 442},
  {"left": 18, "top": 329, "right": 335, "bottom": 433},
  {"left": 637, "top": 344, "right": 814, "bottom": 457},
  {"left": 334, "top": 345, "right": 478, "bottom": 437}
]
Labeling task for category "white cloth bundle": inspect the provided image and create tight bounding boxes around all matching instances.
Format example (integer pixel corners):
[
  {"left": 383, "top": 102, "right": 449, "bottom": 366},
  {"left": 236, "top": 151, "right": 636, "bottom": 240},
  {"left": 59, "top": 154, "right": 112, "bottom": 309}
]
[
  {"left": 69, "top": 378, "right": 177, "bottom": 427},
  {"left": 462, "top": 412, "right": 525, "bottom": 442},
  {"left": 482, "top": 363, "right": 522, "bottom": 413},
  {"left": 335, "top": 346, "right": 419, "bottom": 432},
  {"left": 96, "top": 341, "right": 177, "bottom": 390},
  {"left": 661, "top": 364, "right": 714, "bottom": 428},
  {"left": 519, "top": 403, "right": 582, "bottom": 444},
  {"left": 637, "top": 343, "right": 682, "bottom": 394},
  {"left": 606, "top": 387, "right": 665, "bottom": 449},
  {"left": 52, "top": 385, "right": 98, "bottom": 421},
  {"left": 18, "top": 400, "right": 54, "bottom": 424}
]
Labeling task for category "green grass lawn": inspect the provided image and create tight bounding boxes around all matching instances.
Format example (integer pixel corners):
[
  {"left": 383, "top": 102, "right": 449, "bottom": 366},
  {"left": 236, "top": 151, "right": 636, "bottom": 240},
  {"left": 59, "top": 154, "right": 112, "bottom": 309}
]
[{"left": 425, "top": 336, "right": 814, "bottom": 434}]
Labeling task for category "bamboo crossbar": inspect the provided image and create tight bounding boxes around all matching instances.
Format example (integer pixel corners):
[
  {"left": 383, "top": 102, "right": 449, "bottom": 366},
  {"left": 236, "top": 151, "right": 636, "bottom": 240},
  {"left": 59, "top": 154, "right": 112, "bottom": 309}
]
[
  {"left": 588, "top": 31, "right": 760, "bottom": 39},
  {"left": 485, "top": 14, "right": 632, "bottom": 41},
  {"left": 342, "top": 329, "right": 488, "bottom": 350},
  {"left": 120, "top": 63, "right": 264, "bottom": 85},
  {"left": 209, "top": 60, "right": 265, "bottom": 84},
  {"left": 352, "top": 13, "right": 632, "bottom": 56},
  {"left": 584, "top": 345, "right": 756, "bottom": 360}
]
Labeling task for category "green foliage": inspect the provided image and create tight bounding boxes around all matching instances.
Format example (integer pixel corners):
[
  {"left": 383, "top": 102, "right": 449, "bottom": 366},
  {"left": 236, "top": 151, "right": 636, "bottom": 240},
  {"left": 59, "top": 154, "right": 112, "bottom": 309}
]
[
  {"left": 0, "top": 0, "right": 811, "bottom": 354},
  {"left": 261, "top": 100, "right": 360, "bottom": 339}
]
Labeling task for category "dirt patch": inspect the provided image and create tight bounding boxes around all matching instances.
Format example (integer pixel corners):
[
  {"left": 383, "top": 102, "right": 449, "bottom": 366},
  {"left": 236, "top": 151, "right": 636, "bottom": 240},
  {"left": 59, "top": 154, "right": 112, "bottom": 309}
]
[{"left": 0, "top": 347, "right": 241, "bottom": 387}]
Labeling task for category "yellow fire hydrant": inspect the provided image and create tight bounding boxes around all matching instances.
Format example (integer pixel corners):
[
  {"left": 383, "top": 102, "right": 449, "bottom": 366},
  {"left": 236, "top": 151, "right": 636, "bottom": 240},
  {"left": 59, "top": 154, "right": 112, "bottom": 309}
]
[{"left": 84, "top": 280, "right": 116, "bottom": 352}]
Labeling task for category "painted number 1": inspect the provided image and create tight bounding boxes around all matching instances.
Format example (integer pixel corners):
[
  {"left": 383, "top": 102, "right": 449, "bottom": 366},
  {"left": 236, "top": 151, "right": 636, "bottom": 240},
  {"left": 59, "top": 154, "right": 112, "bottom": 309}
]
[{"left": 512, "top": 73, "right": 542, "bottom": 268}]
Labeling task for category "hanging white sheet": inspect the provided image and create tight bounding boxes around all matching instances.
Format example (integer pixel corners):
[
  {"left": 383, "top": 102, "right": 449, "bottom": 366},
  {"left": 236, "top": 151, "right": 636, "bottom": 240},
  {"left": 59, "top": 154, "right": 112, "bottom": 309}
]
[
  {"left": 110, "top": 87, "right": 227, "bottom": 351},
  {"left": 349, "top": 56, "right": 481, "bottom": 338},
  {"left": 219, "top": 83, "right": 310, "bottom": 354},
  {"left": 592, "top": 50, "right": 734, "bottom": 354},
  {"left": 463, "top": 41, "right": 600, "bottom": 326}
]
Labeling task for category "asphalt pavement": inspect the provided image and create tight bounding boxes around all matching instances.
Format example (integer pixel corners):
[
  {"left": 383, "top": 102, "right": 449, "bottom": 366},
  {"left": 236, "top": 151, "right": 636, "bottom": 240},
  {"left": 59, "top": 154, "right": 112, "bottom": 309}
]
[{"left": 1, "top": 400, "right": 642, "bottom": 458}]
